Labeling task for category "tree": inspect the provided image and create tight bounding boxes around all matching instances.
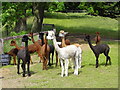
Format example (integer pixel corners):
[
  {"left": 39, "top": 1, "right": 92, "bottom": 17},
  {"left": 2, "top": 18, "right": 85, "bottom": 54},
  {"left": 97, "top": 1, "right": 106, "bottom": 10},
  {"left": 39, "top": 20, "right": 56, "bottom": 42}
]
[
  {"left": 31, "top": 2, "right": 46, "bottom": 32},
  {"left": 2, "top": 2, "right": 32, "bottom": 34}
]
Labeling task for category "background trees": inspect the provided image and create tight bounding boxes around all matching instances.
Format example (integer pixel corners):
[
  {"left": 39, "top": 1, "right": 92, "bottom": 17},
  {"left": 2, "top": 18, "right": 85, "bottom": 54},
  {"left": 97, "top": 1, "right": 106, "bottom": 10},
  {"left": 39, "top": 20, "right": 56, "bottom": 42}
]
[{"left": 2, "top": 2, "right": 119, "bottom": 36}]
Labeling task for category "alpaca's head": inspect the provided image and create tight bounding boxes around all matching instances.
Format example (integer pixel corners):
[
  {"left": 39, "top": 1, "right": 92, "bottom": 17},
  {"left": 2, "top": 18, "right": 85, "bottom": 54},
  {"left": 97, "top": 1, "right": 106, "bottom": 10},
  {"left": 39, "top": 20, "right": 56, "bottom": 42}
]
[
  {"left": 22, "top": 35, "right": 31, "bottom": 42},
  {"left": 39, "top": 32, "right": 44, "bottom": 40},
  {"left": 84, "top": 35, "right": 90, "bottom": 41},
  {"left": 59, "top": 30, "right": 68, "bottom": 38},
  {"left": 47, "top": 31, "right": 55, "bottom": 40},
  {"left": 29, "top": 32, "right": 33, "bottom": 37},
  {"left": 10, "top": 40, "right": 16, "bottom": 46}
]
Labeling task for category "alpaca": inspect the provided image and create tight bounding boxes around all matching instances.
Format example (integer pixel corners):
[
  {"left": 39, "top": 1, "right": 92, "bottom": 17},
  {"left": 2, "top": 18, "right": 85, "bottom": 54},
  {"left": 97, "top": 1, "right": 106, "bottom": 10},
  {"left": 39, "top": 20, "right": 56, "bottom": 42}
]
[
  {"left": 40, "top": 33, "right": 50, "bottom": 70},
  {"left": 59, "top": 30, "right": 70, "bottom": 47},
  {"left": 17, "top": 35, "right": 31, "bottom": 77},
  {"left": 84, "top": 35, "right": 111, "bottom": 68},
  {"left": 10, "top": 40, "right": 33, "bottom": 64},
  {"left": 28, "top": 32, "right": 43, "bottom": 63},
  {"left": 39, "top": 32, "right": 55, "bottom": 66},
  {"left": 95, "top": 32, "right": 101, "bottom": 44},
  {"left": 59, "top": 30, "right": 82, "bottom": 68},
  {"left": 5, "top": 48, "right": 18, "bottom": 65},
  {"left": 47, "top": 30, "right": 82, "bottom": 77}
]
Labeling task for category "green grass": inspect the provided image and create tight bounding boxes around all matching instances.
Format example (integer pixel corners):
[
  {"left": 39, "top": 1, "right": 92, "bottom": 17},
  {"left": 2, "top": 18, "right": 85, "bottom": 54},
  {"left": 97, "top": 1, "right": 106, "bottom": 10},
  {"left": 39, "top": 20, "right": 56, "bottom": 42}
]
[
  {"left": 27, "top": 12, "right": 118, "bottom": 39},
  {"left": 1, "top": 42, "right": 118, "bottom": 88}
]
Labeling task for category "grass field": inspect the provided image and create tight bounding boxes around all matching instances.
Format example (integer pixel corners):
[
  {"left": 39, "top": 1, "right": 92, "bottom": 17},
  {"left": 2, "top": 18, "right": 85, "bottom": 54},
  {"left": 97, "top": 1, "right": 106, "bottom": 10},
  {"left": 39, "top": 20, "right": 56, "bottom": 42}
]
[{"left": 1, "top": 12, "right": 119, "bottom": 88}]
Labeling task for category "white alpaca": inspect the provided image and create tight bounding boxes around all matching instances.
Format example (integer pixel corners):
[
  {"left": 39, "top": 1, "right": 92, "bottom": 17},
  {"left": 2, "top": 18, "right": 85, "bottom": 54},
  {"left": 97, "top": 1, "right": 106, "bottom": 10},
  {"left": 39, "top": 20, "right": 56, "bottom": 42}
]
[{"left": 47, "top": 30, "right": 82, "bottom": 77}]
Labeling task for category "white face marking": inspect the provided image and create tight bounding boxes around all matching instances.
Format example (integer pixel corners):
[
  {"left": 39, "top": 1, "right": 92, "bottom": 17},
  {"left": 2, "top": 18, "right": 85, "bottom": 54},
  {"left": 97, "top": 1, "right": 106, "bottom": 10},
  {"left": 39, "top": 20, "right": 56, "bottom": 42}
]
[{"left": 47, "top": 31, "right": 55, "bottom": 40}]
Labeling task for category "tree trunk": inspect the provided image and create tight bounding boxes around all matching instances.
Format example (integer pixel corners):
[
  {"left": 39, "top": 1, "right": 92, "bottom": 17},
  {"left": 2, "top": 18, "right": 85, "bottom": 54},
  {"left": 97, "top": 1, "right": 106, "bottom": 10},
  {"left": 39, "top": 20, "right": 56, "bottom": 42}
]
[
  {"left": 14, "top": 18, "right": 27, "bottom": 33},
  {"left": 31, "top": 2, "right": 46, "bottom": 32}
]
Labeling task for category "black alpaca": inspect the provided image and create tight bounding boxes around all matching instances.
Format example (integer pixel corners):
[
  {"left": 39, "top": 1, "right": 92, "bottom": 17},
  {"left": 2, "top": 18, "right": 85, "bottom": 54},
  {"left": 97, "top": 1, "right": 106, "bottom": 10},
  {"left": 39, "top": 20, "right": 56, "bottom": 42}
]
[
  {"left": 84, "top": 35, "right": 111, "bottom": 68},
  {"left": 39, "top": 32, "right": 54, "bottom": 66},
  {"left": 17, "top": 35, "right": 31, "bottom": 77}
]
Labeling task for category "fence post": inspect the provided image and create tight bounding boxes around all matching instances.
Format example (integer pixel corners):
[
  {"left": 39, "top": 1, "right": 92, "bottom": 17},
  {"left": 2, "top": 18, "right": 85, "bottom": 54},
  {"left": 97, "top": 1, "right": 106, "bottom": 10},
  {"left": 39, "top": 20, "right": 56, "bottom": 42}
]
[{"left": 0, "top": 39, "right": 4, "bottom": 54}]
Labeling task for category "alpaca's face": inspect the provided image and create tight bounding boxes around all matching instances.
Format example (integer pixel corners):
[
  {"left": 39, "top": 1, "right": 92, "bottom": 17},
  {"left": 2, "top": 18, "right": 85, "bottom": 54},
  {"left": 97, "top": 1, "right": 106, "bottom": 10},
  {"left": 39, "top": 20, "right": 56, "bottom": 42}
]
[
  {"left": 59, "top": 30, "right": 68, "bottom": 38},
  {"left": 28, "top": 32, "right": 33, "bottom": 37},
  {"left": 10, "top": 40, "right": 16, "bottom": 46},
  {"left": 22, "top": 35, "right": 31, "bottom": 42},
  {"left": 47, "top": 31, "right": 55, "bottom": 40},
  {"left": 39, "top": 33, "right": 44, "bottom": 39},
  {"left": 84, "top": 35, "right": 90, "bottom": 41}
]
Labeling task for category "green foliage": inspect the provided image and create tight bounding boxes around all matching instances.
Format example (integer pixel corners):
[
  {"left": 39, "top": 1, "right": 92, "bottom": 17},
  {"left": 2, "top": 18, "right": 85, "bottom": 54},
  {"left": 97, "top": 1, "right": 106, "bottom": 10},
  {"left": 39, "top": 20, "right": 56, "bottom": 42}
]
[
  {"left": 2, "top": 2, "right": 32, "bottom": 31},
  {"left": 10, "top": 31, "right": 27, "bottom": 36},
  {"left": 47, "top": 2, "right": 65, "bottom": 12}
]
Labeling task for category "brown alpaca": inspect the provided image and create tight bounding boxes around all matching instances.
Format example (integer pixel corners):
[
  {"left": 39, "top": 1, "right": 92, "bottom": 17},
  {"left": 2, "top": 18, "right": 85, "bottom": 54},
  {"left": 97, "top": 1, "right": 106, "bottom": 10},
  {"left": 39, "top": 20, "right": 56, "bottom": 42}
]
[
  {"left": 6, "top": 48, "right": 18, "bottom": 65},
  {"left": 95, "top": 32, "right": 101, "bottom": 44},
  {"left": 40, "top": 33, "right": 50, "bottom": 70}
]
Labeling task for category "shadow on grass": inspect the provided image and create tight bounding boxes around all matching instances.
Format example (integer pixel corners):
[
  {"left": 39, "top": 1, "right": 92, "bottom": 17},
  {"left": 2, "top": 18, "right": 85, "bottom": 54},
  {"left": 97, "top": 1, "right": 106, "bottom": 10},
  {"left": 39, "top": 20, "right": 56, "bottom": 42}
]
[
  {"left": 50, "top": 25, "right": 118, "bottom": 40},
  {"left": 89, "top": 63, "right": 112, "bottom": 67},
  {"left": 44, "top": 12, "right": 92, "bottom": 19}
]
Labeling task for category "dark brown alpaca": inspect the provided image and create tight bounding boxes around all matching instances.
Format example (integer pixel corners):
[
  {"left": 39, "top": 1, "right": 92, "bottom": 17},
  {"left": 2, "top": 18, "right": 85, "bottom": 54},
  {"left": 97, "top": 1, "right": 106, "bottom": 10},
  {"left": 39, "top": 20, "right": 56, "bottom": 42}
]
[{"left": 95, "top": 32, "right": 101, "bottom": 44}]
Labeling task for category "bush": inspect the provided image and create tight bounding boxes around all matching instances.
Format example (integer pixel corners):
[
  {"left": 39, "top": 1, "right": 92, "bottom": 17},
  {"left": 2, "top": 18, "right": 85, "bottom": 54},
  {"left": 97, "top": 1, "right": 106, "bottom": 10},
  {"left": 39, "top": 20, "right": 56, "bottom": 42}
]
[{"left": 10, "top": 31, "right": 27, "bottom": 36}]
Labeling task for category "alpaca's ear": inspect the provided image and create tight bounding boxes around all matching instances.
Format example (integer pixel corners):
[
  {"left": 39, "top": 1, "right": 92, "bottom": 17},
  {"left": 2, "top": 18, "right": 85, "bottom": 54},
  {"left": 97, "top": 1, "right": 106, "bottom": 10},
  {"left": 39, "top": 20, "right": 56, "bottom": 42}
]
[
  {"left": 64, "top": 32, "right": 68, "bottom": 35},
  {"left": 53, "top": 28, "right": 56, "bottom": 33}
]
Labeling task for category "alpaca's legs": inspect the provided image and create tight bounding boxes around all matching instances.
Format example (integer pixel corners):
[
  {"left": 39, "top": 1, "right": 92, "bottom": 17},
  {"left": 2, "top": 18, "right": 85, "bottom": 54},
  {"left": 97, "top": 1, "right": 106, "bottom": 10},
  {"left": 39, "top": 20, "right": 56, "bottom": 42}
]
[
  {"left": 27, "top": 60, "right": 31, "bottom": 76},
  {"left": 52, "top": 52, "right": 54, "bottom": 65},
  {"left": 108, "top": 56, "right": 111, "bottom": 65},
  {"left": 60, "top": 59, "right": 64, "bottom": 77},
  {"left": 22, "top": 61, "right": 26, "bottom": 77},
  {"left": 78, "top": 54, "right": 82, "bottom": 68},
  {"left": 30, "top": 56, "right": 33, "bottom": 64},
  {"left": 48, "top": 53, "right": 51, "bottom": 66},
  {"left": 95, "top": 55, "right": 99, "bottom": 68},
  {"left": 56, "top": 51, "right": 58, "bottom": 66},
  {"left": 17, "top": 59, "right": 20, "bottom": 74},
  {"left": 74, "top": 57, "right": 78, "bottom": 75},
  {"left": 65, "top": 59, "right": 69, "bottom": 76},
  {"left": 13, "top": 55, "right": 17, "bottom": 65},
  {"left": 104, "top": 50, "right": 111, "bottom": 65},
  {"left": 96, "top": 58, "right": 99, "bottom": 68}
]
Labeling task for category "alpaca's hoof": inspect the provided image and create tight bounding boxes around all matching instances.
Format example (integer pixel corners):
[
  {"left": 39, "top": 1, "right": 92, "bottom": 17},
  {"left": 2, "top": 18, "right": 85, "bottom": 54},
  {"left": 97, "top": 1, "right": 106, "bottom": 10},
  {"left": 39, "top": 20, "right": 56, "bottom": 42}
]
[
  {"left": 96, "top": 65, "right": 98, "bottom": 68},
  {"left": 17, "top": 72, "right": 20, "bottom": 74},
  {"left": 61, "top": 75, "right": 64, "bottom": 77},
  {"left": 74, "top": 72, "right": 78, "bottom": 75},
  {"left": 28, "top": 73, "right": 31, "bottom": 77},
  {"left": 23, "top": 74, "right": 25, "bottom": 77}
]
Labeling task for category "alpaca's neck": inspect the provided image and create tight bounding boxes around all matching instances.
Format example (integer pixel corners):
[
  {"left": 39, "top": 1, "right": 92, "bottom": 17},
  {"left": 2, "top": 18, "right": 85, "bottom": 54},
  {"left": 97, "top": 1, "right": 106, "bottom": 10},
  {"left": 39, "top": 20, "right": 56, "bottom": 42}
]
[
  {"left": 31, "top": 36, "right": 35, "bottom": 43},
  {"left": 87, "top": 39, "right": 94, "bottom": 51},
  {"left": 61, "top": 37, "right": 66, "bottom": 47},
  {"left": 44, "top": 36, "right": 47, "bottom": 53},
  {"left": 53, "top": 37, "right": 60, "bottom": 52}
]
